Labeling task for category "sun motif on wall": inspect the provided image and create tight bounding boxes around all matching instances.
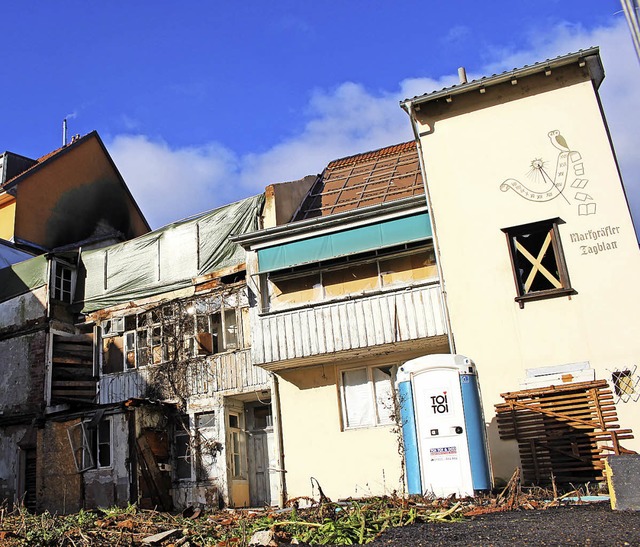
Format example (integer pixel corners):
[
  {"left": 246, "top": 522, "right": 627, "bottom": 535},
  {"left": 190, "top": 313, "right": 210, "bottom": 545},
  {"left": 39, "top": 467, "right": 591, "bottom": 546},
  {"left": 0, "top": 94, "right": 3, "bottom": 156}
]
[{"left": 526, "top": 157, "right": 547, "bottom": 184}]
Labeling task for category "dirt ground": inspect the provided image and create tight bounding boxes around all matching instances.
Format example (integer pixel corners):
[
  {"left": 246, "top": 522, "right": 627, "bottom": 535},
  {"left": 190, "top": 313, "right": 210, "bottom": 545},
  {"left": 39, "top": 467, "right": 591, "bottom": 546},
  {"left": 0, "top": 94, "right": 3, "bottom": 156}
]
[{"left": 366, "top": 503, "right": 640, "bottom": 546}]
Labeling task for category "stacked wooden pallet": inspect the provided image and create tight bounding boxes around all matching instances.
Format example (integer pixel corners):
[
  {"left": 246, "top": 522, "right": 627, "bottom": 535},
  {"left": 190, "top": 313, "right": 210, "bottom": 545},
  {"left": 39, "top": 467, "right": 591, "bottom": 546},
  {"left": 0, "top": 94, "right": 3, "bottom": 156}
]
[{"left": 495, "top": 380, "right": 635, "bottom": 485}]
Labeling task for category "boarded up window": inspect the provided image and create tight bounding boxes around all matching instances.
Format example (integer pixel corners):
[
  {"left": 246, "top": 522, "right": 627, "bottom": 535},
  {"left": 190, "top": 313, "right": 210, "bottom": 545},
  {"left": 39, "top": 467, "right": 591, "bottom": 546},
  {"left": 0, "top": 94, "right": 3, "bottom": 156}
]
[
  {"left": 269, "top": 273, "right": 321, "bottom": 310},
  {"left": 323, "top": 262, "right": 378, "bottom": 298},
  {"left": 380, "top": 249, "right": 437, "bottom": 287}
]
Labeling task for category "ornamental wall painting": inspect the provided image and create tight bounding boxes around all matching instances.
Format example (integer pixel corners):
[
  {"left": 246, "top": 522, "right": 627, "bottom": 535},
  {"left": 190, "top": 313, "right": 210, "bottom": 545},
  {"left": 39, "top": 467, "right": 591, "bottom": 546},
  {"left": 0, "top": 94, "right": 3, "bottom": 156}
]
[{"left": 500, "top": 130, "right": 596, "bottom": 216}]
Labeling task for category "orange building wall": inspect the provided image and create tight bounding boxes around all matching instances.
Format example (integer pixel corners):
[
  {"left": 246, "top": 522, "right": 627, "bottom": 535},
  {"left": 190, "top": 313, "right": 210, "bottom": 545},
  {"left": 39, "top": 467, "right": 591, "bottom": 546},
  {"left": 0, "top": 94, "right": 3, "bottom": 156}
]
[{"left": 13, "top": 135, "right": 148, "bottom": 250}]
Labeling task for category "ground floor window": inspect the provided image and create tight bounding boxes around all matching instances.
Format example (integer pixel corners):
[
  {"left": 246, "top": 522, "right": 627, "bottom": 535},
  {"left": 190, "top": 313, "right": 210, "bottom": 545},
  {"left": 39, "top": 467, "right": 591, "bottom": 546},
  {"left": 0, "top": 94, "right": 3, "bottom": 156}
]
[
  {"left": 174, "top": 415, "right": 192, "bottom": 480},
  {"left": 339, "top": 365, "right": 395, "bottom": 429}
]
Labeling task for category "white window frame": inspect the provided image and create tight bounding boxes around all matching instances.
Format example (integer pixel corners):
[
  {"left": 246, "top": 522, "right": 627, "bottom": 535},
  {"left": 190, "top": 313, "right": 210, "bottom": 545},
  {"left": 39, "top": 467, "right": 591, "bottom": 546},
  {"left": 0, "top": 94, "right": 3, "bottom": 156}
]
[
  {"left": 67, "top": 417, "right": 112, "bottom": 471},
  {"left": 339, "top": 364, "right": 395, "bottom": 430},
  {"left": 174, "top": 415, "right": 193, "bottom": 481},
  {"left": 187, "top": 305, "right": 242, "bottom": 357},
  {"left": 51, "top": 259, "right": 76, "bottom": 303}
]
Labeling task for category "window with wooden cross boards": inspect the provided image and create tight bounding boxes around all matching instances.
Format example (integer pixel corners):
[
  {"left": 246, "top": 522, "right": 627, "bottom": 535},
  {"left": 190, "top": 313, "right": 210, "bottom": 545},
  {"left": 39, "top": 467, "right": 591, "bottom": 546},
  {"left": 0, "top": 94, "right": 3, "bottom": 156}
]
[{"left": 502, "top": 218, "right": 574, "bottom": 308}]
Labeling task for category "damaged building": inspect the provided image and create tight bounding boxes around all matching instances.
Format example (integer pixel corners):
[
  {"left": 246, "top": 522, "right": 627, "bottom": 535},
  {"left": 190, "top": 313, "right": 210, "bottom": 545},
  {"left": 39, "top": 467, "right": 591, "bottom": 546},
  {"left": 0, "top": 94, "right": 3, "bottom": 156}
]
[
  {"left": 0, "top": 193, "right": 276, "bottom": 513},
  {"left": 1, "top": 47, "right": 639, "bottom": 513}
]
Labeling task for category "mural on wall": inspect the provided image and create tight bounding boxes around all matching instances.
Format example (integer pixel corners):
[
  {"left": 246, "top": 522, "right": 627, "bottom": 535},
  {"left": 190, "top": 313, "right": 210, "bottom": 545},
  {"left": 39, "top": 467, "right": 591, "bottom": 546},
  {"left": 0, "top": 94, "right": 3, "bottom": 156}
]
[{"left": 499, "top": 130, "right": 596, "bottom": 217}]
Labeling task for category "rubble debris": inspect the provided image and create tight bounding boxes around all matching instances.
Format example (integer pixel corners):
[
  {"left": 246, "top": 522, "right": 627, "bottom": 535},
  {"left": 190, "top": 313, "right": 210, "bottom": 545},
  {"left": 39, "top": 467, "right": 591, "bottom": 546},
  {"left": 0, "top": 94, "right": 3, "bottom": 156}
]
[{"left": 0, "top": 479, "right": 612, "bottom": 546}]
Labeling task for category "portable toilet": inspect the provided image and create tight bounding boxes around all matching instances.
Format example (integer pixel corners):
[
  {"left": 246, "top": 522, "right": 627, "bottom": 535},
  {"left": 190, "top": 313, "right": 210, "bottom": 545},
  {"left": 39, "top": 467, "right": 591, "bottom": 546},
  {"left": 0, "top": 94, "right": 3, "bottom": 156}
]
[{"left": 396, "top": 354, "right": 492, "bottom": 497}]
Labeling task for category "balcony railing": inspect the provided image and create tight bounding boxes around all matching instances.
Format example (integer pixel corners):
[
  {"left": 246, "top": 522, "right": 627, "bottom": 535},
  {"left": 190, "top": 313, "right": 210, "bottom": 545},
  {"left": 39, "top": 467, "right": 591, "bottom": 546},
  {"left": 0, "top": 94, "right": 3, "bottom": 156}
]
[{"left": 252, "top": 283, "right": 446, "bottom": 367}]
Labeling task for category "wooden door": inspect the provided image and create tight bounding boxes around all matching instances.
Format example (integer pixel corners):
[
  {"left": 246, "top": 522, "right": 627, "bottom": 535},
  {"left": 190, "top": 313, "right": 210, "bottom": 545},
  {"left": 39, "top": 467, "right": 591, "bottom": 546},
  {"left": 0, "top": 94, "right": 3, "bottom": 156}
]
[{"left": 246, "top": 403, "right": 274, "bottom": 507}]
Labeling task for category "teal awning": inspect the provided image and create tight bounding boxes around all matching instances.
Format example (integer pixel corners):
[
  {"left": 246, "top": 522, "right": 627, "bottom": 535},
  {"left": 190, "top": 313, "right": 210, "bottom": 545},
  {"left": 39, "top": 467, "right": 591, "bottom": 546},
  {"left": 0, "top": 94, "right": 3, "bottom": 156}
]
[{"left": 258, "top": 212, "right": 431, "bottom": 273}]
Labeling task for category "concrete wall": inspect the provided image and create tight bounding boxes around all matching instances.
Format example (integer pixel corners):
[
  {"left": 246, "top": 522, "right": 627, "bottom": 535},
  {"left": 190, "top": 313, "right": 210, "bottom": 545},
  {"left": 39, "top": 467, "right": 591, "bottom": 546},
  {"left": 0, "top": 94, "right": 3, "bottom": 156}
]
[
  {"left": 0, "top": 286, "right": 47, "bottom": 330},
  {"left": 278, "top": 363, "right": 403, "bottom": 501},
  {"left": 413, "top": 63, "right": 640, "bottom": 482},
  {"left": 0, "top": 330, "right": 47, "bottom": 414}
]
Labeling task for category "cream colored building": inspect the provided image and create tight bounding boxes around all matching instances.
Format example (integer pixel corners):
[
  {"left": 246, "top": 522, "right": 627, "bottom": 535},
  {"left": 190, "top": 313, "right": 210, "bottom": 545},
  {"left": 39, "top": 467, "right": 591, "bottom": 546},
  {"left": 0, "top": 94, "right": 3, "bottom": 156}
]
[{"left": 402, "top": 47, "right": 640, "bottom": 483}]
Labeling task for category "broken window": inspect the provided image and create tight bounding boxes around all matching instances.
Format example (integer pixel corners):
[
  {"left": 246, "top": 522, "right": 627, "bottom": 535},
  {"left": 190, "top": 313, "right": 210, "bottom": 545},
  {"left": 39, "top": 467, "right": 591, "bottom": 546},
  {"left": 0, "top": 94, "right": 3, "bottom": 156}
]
[
  {"left": 264, "top": 243, "right": 437, "bottom": 312},
  {"left": 340, "top": 365, "right": 394, "bottom": 429},
  {"left": 612, "top": 368, "right": 639, "bottom": 403},
  {"left": 67, "top": 417, "right": 112, "bottom": 471},
  {"left": 186, "top": 304, "right": 243, "bottom": 357},
  {"left": 51, "top": 260, "right": 75, "bottom": 303},
  {"left": 195, "top": 411, "right": 220, "bottom": 481},
  {"left": 174, "top": 415, "right": 192, "bottom": 481},
  {"left": 502, "top": 218, "right": 574, "bottom": 307}
]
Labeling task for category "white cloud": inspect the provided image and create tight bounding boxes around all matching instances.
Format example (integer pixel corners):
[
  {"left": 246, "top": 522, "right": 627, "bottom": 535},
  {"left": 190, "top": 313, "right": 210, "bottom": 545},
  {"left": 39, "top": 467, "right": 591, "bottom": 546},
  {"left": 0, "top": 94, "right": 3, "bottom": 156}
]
[
  {"left": 108, "top": 18, "right": 640, "bottom": 234},
  {"left": 108, "top": 135, "right": 239, "bottom": 228}
]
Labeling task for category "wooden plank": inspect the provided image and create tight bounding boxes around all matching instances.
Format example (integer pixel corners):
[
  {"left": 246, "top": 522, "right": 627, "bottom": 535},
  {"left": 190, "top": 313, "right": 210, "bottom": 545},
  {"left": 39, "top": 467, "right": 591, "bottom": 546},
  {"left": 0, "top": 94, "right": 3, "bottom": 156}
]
[
  {"left": 136, "top": 435, "right": 172, "bottom": 511},
  {"left": 52, "top": 356, "right": 93, "bottom": 366},
  {"left": 52, "top": 380, "right": 96, "bottom": 387},
  {"left": 52, "top": 389, "right": 96, "bottom": 397}
]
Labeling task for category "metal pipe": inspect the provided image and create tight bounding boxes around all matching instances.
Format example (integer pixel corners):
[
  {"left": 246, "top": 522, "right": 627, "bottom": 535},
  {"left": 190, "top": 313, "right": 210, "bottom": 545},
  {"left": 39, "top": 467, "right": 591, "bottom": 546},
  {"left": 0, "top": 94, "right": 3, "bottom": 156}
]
[
  {"left": 62, "top": 118, "right": 68, "bottom": 147},
  {"left": 270, "top": 373, "right": 287, "bottom": 508},
  {"left": 621, "top": 0, "right": 640, "bottom": 61},
  {"left": 400, "top": 100, "right": 457, "bottom": 354}
]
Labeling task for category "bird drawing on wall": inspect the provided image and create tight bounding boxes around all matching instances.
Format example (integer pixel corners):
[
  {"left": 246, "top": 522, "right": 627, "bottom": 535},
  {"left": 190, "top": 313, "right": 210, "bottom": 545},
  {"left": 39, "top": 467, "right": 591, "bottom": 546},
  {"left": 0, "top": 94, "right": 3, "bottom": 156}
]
[{"left": 548, "top": 129, "right": 570, "bottom": 152}]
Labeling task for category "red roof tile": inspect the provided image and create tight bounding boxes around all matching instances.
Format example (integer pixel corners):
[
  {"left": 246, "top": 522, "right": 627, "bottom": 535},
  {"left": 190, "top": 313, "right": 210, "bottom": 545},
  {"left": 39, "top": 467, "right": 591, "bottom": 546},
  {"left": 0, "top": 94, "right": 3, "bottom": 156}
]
[{"left": 294, "top": 141, "right": 424, "bottom": 220}]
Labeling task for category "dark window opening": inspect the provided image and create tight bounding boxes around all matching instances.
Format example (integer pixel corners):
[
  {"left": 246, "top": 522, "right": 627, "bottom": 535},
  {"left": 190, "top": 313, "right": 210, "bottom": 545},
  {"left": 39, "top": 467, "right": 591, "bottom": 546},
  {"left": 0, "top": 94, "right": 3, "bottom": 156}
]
[{"left": 502, "top": 218, "right": 574, "bottom": 308}]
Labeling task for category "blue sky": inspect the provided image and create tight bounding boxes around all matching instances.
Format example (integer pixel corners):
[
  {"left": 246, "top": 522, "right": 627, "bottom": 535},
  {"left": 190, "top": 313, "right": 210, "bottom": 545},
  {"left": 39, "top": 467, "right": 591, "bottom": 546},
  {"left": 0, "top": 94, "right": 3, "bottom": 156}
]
[{"left": 1, "top": 1, "right": 638, "bottom": 231}]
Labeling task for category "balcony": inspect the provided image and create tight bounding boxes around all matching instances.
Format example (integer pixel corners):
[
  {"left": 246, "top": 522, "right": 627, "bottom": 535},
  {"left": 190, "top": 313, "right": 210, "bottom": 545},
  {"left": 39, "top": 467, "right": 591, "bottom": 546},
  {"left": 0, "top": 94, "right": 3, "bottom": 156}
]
[{"left": 252, "top": 282, "right": 447, "bottom": 370}]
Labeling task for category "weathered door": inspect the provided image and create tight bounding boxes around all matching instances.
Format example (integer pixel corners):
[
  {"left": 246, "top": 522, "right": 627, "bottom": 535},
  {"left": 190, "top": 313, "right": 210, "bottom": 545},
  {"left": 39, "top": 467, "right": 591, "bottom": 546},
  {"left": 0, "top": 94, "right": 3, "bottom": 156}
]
[{"left": 246, "top": 403, "right": 274, "bottom": 507}]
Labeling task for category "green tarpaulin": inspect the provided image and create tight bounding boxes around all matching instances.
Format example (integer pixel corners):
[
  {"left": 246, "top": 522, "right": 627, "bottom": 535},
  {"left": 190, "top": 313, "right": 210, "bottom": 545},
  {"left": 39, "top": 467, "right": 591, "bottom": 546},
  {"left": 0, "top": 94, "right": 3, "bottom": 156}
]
[{"left": 78, "top": 194, "right": 264, "bottom": 312}]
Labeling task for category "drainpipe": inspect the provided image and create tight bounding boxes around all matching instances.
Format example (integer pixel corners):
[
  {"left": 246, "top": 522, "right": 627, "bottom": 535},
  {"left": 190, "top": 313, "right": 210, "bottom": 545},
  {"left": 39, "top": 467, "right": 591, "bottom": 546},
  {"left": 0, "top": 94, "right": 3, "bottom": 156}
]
[
  {"left": 270, "top": 373, "right": 287, "bottom": 507},
  {"left": 401, "top": 100, "right": 457, "bottom": 354}
]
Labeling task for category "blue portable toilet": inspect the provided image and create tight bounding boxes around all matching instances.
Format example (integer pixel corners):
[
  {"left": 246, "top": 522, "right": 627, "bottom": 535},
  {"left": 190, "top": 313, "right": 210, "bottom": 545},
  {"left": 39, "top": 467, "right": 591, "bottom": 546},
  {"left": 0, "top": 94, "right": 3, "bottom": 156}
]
[{"left": 396, "top": 354, "right": 492, "bottom": 497}]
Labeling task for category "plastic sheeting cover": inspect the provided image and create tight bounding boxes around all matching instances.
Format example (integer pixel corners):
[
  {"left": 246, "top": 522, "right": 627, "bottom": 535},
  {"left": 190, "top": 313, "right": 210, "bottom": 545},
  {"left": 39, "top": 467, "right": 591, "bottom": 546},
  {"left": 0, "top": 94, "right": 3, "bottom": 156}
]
[
  {"left": 0, "top": 254, "right": 48, "bottom": 304},
  {"left": 78, "top": 194, "right": 264, "bottom": 313}
]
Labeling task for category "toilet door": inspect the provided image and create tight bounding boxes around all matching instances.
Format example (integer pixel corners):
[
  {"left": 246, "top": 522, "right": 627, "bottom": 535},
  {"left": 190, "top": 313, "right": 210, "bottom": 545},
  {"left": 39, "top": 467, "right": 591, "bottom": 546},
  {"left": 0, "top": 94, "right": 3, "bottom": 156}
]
[{"left": 412, "top": 366, "right": 473, "bottom": 497}]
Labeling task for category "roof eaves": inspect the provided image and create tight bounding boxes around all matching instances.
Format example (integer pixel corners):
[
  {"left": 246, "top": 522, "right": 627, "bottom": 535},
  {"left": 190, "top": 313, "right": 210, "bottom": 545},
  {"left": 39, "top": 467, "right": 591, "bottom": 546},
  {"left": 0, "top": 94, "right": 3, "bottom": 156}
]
[
  {"left": 401, "top": 47, "right": 602, "bottom": 109},
  {"left": 232, "top": 194, "right": 427, "bottom": 248},
  {"left": 0, "top": 131, "right": 98, "bottom": 191}
]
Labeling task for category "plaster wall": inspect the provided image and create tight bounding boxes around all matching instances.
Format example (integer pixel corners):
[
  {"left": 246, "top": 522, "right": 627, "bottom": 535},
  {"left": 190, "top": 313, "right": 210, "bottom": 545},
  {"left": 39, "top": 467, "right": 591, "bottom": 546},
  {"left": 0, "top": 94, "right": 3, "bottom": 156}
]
[
  {"left": 414, "top": 66, "right": 640, "bottom": 481},
  {"left": 263, "top": 176, "right": 316, "bottom": 229},
  {"left": 84, "top": 413, "right": 131, "bottom": 508},
  {"left": 0, "top": 426, "right": 28, "bottom": 506},
  {"left": 0, "top": 200, "right": 16, "bottom": 240},
  {"left": 13, "top": 135, "right": 148, "bottom": 250},
  {"left": 0, "top": 286, "right": 47, "bottom": 330},
  {"left": 278, "top": 364, "right": 403, "bottom": 501}
]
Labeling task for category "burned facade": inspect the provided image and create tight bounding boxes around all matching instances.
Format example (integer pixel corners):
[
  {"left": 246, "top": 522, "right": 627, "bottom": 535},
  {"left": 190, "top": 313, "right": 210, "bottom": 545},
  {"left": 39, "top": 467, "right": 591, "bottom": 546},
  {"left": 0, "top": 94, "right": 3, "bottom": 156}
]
[{"left": 0, "top": 194, "right": 278, "bottom": 512}]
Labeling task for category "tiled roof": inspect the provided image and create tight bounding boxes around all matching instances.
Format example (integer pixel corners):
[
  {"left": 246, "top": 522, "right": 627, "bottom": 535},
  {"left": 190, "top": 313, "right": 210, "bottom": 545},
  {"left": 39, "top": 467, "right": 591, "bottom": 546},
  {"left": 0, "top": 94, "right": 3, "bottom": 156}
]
[{"left": 294, "top": 141, "right": 424, "bottom": 220}]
